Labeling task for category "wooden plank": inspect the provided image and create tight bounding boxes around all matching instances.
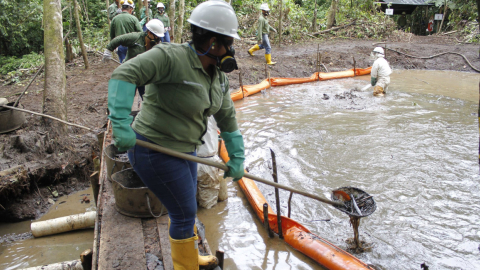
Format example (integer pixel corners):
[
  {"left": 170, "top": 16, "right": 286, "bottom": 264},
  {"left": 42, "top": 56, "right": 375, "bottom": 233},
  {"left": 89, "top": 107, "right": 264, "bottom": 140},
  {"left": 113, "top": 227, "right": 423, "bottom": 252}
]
[
  {"left": 97, "top": 174, "right": 147, "bottom": 269},
  {"left": 157, "top": 215, "right": 174, "bottom": 270}
]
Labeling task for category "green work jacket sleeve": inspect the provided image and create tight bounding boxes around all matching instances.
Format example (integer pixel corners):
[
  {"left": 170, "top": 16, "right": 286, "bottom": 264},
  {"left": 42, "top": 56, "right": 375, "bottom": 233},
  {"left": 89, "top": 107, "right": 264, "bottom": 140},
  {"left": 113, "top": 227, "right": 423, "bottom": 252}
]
[
  {"left": 110, "top": 43, "right": 238, "bottom": 152},
  {"left": 106, "top": 32, "right": 146, "bottom": 62}
]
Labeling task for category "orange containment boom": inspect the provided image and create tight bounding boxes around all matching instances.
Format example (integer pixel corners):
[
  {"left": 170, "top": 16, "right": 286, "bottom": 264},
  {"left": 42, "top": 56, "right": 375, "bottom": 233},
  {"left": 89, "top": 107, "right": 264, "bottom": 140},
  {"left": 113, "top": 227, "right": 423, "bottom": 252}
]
[
  {"left": 218, "top": 144, "right": 373, "bottom": 269},
  {"left": 231, "top": 68, "right": 371, "bottom": 101}
]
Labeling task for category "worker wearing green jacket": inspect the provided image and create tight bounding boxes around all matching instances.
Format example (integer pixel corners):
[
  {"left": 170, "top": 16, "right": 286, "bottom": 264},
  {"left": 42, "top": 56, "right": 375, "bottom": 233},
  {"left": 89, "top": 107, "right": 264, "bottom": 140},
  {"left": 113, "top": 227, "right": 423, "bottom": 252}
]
[
  {"left": 247, "top": 3, "right": 277, "bottom": 65},
  {"left": 107, "top": 1, "right": 243, "bottom": 269},
  {"left": 107, "top": 0, "right": 121, "bottom": 20},
  {"left": 154, "top": 2, "right": 171, "bottom": 43},
  {"left": 110, "top": 0, "right": 142, "bottom": 63},
  {"left": 103, "top": 19, "right": 165, "bottom": 100}
]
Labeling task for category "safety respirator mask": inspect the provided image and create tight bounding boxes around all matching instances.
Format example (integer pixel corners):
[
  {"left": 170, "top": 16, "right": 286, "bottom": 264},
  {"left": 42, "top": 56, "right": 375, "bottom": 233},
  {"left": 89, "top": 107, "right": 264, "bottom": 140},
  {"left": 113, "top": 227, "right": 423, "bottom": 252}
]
[{"left": 190, "top": 38, "right": 238, "bottom": 73}]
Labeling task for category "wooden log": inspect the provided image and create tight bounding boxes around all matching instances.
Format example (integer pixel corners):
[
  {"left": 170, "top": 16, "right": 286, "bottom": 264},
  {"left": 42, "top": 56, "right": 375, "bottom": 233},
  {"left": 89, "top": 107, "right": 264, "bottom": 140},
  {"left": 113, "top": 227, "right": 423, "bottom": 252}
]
[
  {"left": 157, "top": 215, "right": 174, "bottom": 270},
  {"left": 19, "top": 260, "right": 83, "bottom": 270},
  {"left": 312, "top": 22, "right": 356, "bottom": 36},
  {"left": 31, "top": 211, "right": 96, "bottom": 237}
]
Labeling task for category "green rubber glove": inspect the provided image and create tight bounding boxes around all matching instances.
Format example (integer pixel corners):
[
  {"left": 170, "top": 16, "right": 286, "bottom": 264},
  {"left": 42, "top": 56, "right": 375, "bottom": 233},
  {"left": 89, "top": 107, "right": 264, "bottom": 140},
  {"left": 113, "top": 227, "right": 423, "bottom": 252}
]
[
  {"left": 371, "top": 77, "right": 377, "bottom": 86},
  {"left": 108, "top": 79, "right": 137, "bottom": 152},
  {"left": 221, "top": 130, "right": 245, "bottom": 181}
]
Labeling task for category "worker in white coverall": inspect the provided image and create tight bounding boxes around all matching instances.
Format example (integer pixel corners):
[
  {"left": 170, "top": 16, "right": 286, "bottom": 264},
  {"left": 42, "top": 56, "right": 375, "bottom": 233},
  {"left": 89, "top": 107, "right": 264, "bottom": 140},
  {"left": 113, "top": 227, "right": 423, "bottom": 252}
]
[{"left": 370, "top": 47, "right": 392, "bottom": 96}]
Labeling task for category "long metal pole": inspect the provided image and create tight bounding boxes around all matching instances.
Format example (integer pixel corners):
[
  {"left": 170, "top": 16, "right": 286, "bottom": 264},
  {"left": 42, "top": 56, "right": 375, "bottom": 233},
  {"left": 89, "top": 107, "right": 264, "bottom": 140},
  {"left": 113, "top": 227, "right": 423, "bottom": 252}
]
[{"left": 135, "top": 140, "right": 343, "bottom": 208}]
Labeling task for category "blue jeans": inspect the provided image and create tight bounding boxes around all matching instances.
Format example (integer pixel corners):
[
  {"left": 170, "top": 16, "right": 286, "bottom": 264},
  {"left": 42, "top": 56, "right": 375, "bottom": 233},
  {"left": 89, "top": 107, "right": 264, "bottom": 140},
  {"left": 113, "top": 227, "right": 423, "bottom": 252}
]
[
  {"left": 137, "top": 86, "right": 145, "bottom": 100},
  {"left": 161, "top": 30, "right": 171, "bottom": 43},
  {"left": 117, "top": 45, "right": 127, "bottom": 63},
  {"left": 128, "top": 132, "right": 197, "bottom": 240},
  {"left": 258, "top": 33, "right": 272, "bottom": 54}
]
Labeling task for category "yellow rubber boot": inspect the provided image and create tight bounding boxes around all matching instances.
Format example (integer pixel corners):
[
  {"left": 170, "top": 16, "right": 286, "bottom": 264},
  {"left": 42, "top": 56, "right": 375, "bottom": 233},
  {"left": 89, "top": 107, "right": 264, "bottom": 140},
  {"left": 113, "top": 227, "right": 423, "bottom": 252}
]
[
  {"left": 169, "top": 235, "right": 199, "bottom": 270},
  {"left": 168, "top": 220, "right": 218, "bottom": 270},
  {"left": 248, "top": 44, "right": 260, "bottom": 56},
  {"left": 265, "top": 54, "right": 276, "bottom": 65}
]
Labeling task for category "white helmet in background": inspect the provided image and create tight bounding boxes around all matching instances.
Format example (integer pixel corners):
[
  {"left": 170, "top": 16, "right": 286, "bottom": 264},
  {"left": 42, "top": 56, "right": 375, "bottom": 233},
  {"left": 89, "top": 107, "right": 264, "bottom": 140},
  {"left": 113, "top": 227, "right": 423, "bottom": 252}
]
[
  {"left": 373, "top": 47, "right": 384, "bottom": 55},
  {"left": 157, "top": 3, "right": 165, "bottom": 8},
  {"left": 121, "top": 0, "right": 134, "bottom": 9},
  {"left": 146, "top": 19, "right": 165, "bottom": 37},
  {"left": 187, "top": 0, "right": 240, "bottom": 39},
  {"left": 260, "top": 3, "right": 270, "bottom": 11},
  {"left": 370, "top": 47, "right": 385, "bottom": 60}
]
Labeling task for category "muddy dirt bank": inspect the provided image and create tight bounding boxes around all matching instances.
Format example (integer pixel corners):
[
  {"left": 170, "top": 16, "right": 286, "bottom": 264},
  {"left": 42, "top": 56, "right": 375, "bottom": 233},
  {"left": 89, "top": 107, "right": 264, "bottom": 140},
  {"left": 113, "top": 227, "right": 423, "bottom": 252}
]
[{"left": 0, "top": 36, "right": 478, "bottom": 223}]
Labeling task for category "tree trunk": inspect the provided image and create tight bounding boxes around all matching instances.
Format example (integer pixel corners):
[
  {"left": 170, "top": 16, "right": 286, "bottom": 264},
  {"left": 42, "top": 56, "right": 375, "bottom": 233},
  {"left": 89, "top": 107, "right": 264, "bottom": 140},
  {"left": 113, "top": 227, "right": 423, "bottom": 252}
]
[
  {"left": 65, "top": 38, "right": 73, "bottom": 63},
  {"left": 476, "top": 0, "right": 480, "bottom": 58},
  {"left": 106, "top": 0, "right": 110, "bottom": 25},
  {"left": 169, "top": 0, "right": 176, "bottom": 42},
  {"left": 438, "top": 0, "right": 448, "bottom": 34},
  {"left": 278, "top": 0, "right": 283, "bottom": 47},
  {"left": 175, "top": 0, "right": 184, "bottom": 43},
  {"left": 73, "top": 0, "right": 89, "bottom": 69},
  {"left": 312, "top": 0, "right": 317, "bottom": 32},
  {"left": 43, "top": 0, "right": 68, "bottom": 133},
  {"left": 143, "top": 0, "right": 149, "bottom": 22},
  {"left": 326, "top": 0, "right": 337, "bottom": 29}
]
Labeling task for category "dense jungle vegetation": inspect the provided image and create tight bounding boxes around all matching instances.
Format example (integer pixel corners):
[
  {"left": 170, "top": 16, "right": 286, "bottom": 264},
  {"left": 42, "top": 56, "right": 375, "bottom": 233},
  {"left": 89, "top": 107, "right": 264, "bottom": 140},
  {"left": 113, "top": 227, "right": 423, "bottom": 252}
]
[{"left": 0, "top": 0, "right": 478, "bottom": 83}]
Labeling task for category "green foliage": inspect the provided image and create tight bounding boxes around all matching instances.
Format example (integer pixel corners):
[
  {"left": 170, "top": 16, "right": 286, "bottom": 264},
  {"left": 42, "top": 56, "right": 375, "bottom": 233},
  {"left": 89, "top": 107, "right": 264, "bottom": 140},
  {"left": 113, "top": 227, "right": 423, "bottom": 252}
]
[
  {"left": 0, "top": 52, "right": 43, "bottom": 83},
  {"left": 0, "top": 0, "right": 44, "bottom": 57}
]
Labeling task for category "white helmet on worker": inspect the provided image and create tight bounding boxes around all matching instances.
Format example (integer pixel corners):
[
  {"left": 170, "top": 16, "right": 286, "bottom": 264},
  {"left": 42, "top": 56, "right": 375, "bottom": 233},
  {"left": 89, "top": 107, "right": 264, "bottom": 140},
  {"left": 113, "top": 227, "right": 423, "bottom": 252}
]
[
  {"left": 187, "top": 0, "right": 240, "bottom": 39},
  {"left": 121, "top": 0, "right": 134, "bottom": 9},
  {"left": 157, "top": 3, "right": 165, "bottom": 8},
  {"left": 146, "top": 19, "right": 165, "bottom": 37},
  {"left": 373, "top": 47, "right": 384, "bottom": 55},
  {"left": 260, "top": 3, "right": 270, "bottom": 11}
]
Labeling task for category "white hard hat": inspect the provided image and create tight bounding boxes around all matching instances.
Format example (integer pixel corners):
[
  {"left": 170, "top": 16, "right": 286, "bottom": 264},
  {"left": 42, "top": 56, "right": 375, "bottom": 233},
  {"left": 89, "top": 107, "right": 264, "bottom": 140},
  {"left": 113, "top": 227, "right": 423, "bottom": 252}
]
[
  {"left": 157, "top": 3, "right": 165, "bottom": 8},
  {"left": 121, "top": 0, "right": 134, "bottom": 8},
  {"left": 373, "top": 47, "right": 384, "bottom": 55},
  {"left": 187, "top": 0, "right": 240, "bottom": 39},
  {"left": 260, "top": 3, "right": 270, "bottom": 11},
  {"left": 146, "top": 19, "right": 165, "bottom": 37}
]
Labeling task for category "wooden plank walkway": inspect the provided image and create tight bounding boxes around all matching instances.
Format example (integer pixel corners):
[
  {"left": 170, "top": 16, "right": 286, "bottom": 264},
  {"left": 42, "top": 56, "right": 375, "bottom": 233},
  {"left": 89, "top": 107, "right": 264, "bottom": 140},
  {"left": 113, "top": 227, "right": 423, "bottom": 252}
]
[{"left": 92, "top": 95, "right": 215, "bottom": 270}]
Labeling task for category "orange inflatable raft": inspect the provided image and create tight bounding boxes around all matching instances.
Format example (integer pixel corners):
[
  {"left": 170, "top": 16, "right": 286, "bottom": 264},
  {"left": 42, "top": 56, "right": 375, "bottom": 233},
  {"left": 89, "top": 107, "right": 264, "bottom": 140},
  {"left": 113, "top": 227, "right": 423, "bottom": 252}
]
[{"left": 222, "top": 68, "right": 374, "bottom": 269}]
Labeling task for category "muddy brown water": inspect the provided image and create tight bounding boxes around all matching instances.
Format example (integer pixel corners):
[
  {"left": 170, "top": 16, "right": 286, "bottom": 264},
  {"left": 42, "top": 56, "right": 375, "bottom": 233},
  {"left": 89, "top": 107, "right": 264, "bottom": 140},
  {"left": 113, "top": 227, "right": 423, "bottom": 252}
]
[{"left": 1, "top": 70, "right": 479, "bottom": 269}]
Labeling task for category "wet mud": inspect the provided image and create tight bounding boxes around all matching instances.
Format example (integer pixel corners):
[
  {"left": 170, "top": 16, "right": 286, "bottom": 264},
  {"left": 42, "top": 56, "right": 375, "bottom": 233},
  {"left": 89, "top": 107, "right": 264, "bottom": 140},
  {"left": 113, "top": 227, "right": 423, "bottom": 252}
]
[{"left": 0, "top": 36, "right": 477, "bottom": 229}]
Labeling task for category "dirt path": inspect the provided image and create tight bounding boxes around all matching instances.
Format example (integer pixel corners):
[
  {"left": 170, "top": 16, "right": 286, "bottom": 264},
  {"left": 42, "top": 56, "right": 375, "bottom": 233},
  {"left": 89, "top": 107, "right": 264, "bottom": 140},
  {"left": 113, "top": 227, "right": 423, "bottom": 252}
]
[{"left": 0, "top": 37, "right": 478, "bottom": 222}]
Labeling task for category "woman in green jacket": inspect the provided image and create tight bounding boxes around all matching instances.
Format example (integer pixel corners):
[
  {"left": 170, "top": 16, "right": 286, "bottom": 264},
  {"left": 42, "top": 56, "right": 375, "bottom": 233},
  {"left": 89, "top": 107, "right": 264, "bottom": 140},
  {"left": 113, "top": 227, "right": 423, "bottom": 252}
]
[{"left": 107, "top": 1, "right": 243, "bottom": 269}]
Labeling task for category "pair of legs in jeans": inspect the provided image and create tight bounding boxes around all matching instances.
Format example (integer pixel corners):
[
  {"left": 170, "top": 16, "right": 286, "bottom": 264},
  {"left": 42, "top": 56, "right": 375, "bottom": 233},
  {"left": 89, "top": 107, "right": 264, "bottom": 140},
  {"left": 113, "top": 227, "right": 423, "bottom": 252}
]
[
  {"left": 258, "top": 33, "right": 271, "bottom": 54},
  {"left": 128, "top": 132, "right": 197, "bottom": 240}
]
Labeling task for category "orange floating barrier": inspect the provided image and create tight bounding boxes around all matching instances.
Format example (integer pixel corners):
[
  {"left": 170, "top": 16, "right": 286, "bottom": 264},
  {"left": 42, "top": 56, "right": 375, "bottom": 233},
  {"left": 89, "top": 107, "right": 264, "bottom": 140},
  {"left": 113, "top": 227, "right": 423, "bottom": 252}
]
[
  {"left": 270, "top": 72, "right": 319, "bottom": 87},
  {"left": 218, "top": 143, "right": 373, "bottom": 270},
  {"left": 231, "top": 68, "right": 371, "bottom": 101}
]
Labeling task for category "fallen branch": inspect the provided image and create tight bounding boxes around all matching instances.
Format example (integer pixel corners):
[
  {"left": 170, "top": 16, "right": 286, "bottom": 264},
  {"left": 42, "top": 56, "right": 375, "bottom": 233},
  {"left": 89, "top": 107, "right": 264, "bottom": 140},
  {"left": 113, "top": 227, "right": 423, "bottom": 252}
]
[
  {"left": 441, "top": 30, "right": 457, "bottom": 35},
  {"left": 311, "top": 22, "right": 356, "bottom": 36},
  {"left": 14, "top": 64, "right": 44, "bottom": 107},
  {"left": 386, "top": 48, "right": 480, "bottom": 73},
  {"left": 0, "top": 105, "right": 93, "bottom": 131}
]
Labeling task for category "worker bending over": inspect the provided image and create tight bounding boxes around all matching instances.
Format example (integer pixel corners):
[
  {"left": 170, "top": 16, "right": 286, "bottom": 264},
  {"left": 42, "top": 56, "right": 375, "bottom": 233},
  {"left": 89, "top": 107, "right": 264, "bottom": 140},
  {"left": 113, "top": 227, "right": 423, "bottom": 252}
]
[
  {"left": 370, "top": 47, "right": 392, "bottom": 97},
  {"left": 103, "top": 19, "right": 165, "bottom": 100},
  {"left": 248, "top": 3, "right": 277, "bottom": 65},
  {"left": 109, "top": 0, "right": 142, "bottom": 63}
]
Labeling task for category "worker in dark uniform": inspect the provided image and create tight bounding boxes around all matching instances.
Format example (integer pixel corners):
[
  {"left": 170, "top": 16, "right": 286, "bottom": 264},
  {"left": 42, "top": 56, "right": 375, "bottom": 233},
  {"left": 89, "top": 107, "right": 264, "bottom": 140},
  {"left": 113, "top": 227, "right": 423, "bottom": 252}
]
[{"left": 397, "top": 12, "right": 407, "bottom": 30}]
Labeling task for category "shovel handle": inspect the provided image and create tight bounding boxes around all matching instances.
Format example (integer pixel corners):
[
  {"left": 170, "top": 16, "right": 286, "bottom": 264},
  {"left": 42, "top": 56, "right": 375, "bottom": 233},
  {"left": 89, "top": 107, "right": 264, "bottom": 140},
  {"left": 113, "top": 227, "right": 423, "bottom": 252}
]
[{"left": 135, "top": 140, "right": 343, "bottom": 208}]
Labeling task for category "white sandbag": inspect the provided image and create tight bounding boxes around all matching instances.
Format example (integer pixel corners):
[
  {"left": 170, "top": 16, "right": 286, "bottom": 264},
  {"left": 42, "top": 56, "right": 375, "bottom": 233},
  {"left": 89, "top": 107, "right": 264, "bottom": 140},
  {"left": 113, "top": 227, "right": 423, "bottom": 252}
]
[
  {"left": 218, "top": 176, "right": 228, "bottom": 202},
  {"left": 31, "top": 211, "right": 96, "bottom": 238},
  {"left": 20, "top": 259, "right": 83, "bottom": 270},
  {"left": 197, "top": 117, "right": 219, "bottom": 158},
  {"left": 197, "top": 156, "right": 224, "bottom": 209}
]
